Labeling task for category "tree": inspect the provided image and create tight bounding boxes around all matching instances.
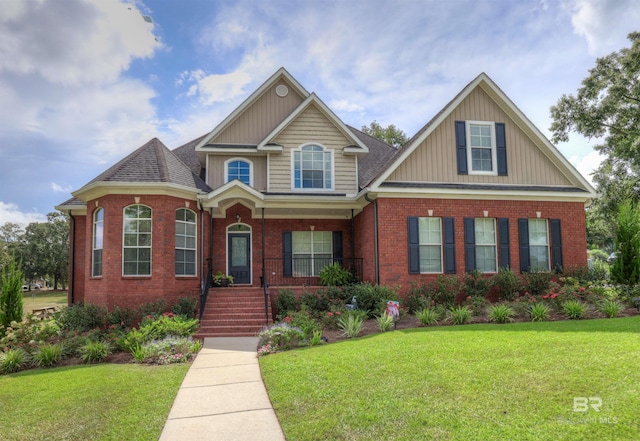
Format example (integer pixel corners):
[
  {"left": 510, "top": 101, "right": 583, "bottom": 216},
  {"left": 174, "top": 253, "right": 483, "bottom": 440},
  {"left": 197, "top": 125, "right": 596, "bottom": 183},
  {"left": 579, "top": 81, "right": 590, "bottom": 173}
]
[
  {"left": 22, "top": 213, "right": 69, "bottom": 290},
  {"left": 0, "top": 255, "right": 23, "bottom": 327},
  {"left": 550, "top": 32, "right": 640, "bottom": 221},
  {"left": 610, "top": 201, "right": 640, "bottom": 285},
  {"left": 361, "top": 121, "right": 408, "bottom": 147}
]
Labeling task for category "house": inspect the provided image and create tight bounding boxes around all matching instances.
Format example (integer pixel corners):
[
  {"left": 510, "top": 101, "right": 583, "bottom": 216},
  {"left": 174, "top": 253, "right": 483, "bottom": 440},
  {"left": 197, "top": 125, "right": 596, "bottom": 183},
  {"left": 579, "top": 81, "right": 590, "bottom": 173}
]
[{"left": 56, "top": 68, "right": 596, "bottom": 335}]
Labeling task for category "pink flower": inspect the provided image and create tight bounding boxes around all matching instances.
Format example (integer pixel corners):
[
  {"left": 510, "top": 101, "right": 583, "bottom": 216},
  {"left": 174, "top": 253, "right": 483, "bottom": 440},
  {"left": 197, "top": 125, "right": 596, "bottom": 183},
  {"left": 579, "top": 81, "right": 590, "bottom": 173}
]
[
  {"left": 327, "top": 312, "right": 334, "bottom": 317},
  {"left": 335, "top": 311, "right": 342, "bottom": 315},
  {"left": 579, "top": 287, "right": 586, "bottom": 292}
]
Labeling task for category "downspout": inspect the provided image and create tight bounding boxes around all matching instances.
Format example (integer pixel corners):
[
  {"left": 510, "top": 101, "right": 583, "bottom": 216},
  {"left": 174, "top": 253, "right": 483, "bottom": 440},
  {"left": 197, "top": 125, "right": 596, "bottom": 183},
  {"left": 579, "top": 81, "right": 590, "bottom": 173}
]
[
  {"left": 262, "top": 208, "right": 269, "bottom": 324},
  {"left": 364, "top": 194, "right": 379, "bottom": 285},
  {"left": 67, "top": 211, "right": 75, "bottom": 305},
  {"left": 198, "top": 200, "right": 205, "bottom": 292}
]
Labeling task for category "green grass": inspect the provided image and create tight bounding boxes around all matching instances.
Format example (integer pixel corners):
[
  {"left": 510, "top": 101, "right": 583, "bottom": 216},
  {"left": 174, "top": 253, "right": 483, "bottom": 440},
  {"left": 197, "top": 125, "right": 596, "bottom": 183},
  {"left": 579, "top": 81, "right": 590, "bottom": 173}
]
[
  {"left": 22, "top": 290, "right": 67, "bottom": 316},
  {"left": 260, "top": 317, "right": 640, "bottom": 441},
  {"left": 0, "top": 363, "right": 189, "bottom": 441}
]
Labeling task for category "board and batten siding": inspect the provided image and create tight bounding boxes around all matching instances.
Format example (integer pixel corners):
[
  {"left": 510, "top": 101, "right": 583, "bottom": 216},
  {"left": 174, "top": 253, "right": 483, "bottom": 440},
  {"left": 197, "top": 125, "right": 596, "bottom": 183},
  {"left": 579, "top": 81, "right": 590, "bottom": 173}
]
[
  {"left": 211, "top": 80, "right": 305, "bottom": 145},
  {"left": 207, "top": 155, "right": 267, "bottom": 191},
  {"left": 269, "top": 104, "right": 359, "bottom": 194},
  {"left": 387, "top": 87, "right": 573, "bottom": 186}
]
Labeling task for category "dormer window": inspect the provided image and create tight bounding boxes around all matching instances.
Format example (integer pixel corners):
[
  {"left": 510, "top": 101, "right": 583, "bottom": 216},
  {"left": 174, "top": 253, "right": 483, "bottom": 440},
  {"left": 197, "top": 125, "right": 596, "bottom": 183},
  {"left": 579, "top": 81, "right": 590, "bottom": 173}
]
[
  {"left": 292, "top": 144, "right": 333, "bottom": 190},
  {"left": 225, "top": 159, "right": 252, "bottom": 186}
]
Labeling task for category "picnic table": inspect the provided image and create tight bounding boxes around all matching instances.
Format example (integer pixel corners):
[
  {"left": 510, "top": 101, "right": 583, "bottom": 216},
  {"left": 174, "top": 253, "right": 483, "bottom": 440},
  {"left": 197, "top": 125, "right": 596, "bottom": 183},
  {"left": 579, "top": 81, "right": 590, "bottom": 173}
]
[{"left": 32, "top": 306, "right": 57, "bottom": 319}]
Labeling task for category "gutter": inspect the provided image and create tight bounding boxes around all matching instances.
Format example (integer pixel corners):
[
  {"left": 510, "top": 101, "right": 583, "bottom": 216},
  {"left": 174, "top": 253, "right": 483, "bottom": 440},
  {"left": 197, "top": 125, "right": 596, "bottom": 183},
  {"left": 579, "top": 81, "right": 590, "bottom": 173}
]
[{"left": 363, "top": 193, "right": 379, "bottom": 285}]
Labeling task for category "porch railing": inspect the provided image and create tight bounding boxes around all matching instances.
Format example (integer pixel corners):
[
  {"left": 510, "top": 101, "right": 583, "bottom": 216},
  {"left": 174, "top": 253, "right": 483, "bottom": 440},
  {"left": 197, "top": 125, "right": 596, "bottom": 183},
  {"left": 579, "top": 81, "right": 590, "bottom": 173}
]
[{"left": 263, "top": 257, "right": 363, "bottom": 287}]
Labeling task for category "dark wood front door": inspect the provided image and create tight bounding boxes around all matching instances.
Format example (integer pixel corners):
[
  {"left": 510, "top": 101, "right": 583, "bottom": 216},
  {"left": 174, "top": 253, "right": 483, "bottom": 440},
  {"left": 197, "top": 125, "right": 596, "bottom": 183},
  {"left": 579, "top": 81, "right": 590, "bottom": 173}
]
[{"left": 228, "top": 233, "right": 251, "bottom": 284}]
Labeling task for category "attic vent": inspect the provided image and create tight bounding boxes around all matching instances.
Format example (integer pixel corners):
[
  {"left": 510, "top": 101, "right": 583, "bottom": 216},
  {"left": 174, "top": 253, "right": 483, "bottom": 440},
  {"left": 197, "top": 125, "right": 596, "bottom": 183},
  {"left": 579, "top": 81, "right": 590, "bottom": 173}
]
[{"left": 275, "top": 84, "right": 289, "bottom": 97}]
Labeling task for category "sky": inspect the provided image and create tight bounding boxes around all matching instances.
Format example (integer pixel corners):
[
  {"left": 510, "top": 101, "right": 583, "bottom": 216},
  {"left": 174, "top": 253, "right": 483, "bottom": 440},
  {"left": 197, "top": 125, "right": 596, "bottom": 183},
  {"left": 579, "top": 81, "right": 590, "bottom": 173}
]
[{"left": 0, "top": 0, "right": 638, "bottom": 227}]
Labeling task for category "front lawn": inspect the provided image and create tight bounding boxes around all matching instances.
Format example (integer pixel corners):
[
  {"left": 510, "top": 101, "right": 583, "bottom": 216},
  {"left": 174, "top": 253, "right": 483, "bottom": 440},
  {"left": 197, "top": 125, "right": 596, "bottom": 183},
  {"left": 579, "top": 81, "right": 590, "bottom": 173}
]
[
  {"left": 0, "top": 363, "right": 188, "bottom": 441},
  {"left": 260, "top": 317, "right": 640, "bottom": 441}
]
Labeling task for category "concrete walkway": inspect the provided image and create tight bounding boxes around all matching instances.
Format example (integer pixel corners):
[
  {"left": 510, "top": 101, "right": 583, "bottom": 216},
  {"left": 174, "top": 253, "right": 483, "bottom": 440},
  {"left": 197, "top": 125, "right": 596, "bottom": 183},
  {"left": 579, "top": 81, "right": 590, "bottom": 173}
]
[{"left": 159, "top": 337, "right": 286, "bottom": 441}]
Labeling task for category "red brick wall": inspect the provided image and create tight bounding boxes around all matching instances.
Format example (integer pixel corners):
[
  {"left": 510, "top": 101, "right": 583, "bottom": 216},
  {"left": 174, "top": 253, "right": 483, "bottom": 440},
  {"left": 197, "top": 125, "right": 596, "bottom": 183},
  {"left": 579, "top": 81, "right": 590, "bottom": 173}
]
[
  {"left": 70, "top": 214, "right": 86, "bottom": 305},
  {"left": 374, "top": 197, "right": 588, "bottom": 293},
  {"left": 354, "top": 203, "right": 376, "bottom": 284}
]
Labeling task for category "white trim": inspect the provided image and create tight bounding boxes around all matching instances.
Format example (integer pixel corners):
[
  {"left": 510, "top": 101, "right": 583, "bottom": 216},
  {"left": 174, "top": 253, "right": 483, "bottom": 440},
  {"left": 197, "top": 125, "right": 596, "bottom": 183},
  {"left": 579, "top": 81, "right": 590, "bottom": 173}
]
[
  {"left": 224, "top": 157, "right": 254, "bottom": 187},
  {"left": 418, "top": 217, "right": 443, "bottom": 274},
  {"left": 175, "top": 208, "right": 198, "bottom": 277},
  {"left": 122, "top": 204, "right": 152, "bottom": 277},
  {"left": 226, "top": 223, "right": 253, "bottom": 285},
  {"left": 290, "top": 143, "right": 335, "bottom": 192},
  {"left": 466, "top": 121, "right": 497, "bottom": 176}
]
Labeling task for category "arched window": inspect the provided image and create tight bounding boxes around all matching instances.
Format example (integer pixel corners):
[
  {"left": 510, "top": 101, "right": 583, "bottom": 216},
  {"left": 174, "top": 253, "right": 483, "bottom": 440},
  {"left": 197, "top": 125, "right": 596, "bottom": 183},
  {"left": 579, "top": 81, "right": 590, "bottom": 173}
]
[
  {"left": 92, "top": 208, "right": 104, "bottom": 277},
  {"left": 123, "top": 204, "right": 152, "bottom": 276},
  {"left": 176, "top": 208, "right": 197, "bottom": 276},
  {"left": 293, "top": 144, "right": 333, "bottom": 190},
  {"left": 226, "top": 159, "right": 252, "bottom": 186}
]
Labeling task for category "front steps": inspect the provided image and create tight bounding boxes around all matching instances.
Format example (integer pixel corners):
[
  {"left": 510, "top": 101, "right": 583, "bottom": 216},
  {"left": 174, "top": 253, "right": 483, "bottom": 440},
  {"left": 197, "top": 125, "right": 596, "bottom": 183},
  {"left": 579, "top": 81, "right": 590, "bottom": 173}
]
[{"left": 195, "top": 287, "right": 272, "bottom": 337}]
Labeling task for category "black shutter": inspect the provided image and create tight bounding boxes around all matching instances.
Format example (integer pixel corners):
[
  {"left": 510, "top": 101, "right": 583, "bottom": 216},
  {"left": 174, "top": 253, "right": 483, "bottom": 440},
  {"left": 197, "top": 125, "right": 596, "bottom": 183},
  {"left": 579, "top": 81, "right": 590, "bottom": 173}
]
[
  {"left": 498, "top": 218, "right": 510, "bottom": 268},
  {"left": 518, "top": 219, "right": 530, "bottom": 272},
  {"left": 443, "top": 217, "right": 456, "bottom": 274},
  {"left": 283, "top": 231, "right": 292, "bottom": 277},
  {"left": 455, "top": 121, "right": 468, "bottom": 175},
  {"left": 464, "top": 218, "right": 476, "bottom": 272},
  {"left": 408, "top": 217, "right": 420, "bottom": 274},
  {"left": 332, "top": 231, "right": 343, "bottom": 264},
  {"left": 550, "top": 219, "right": 563, "bottom": 273},
  {"left": 496, "top": 123, "right": 508, "bottom": 176}
]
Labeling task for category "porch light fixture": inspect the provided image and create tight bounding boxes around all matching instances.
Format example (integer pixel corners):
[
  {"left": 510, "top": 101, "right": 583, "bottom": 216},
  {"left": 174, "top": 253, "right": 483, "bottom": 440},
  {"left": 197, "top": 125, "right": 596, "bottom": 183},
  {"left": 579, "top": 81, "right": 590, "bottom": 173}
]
[{"left": 236, "top": 213, "right": 241, "bottom": 223}]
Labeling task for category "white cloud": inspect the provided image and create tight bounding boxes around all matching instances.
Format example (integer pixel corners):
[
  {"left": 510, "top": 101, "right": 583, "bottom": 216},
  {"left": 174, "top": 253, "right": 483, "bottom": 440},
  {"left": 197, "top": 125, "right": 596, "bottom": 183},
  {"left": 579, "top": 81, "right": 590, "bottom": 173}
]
[
  {"left": 330, "top": 100, "right": 364, "bottom": 113},
  {"left": 571, "top": 149, "right": 603, "bottom": 186},
  {"left": 0, "top": 201, "right": 46, "bottom": 227},
  {"left": 50, "top": 182, "right": 73, "bottom": 193},
  {"left": 182, "top": 71, "right": 253, "bottom": 105}
]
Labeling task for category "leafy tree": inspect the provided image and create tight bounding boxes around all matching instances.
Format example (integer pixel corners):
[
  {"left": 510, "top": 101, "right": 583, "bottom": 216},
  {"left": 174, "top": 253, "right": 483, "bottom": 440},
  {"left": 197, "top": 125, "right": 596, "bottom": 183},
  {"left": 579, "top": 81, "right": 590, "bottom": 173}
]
[
  {"left": 0, "top": 256, "right": 24, "bottom": 327},
  {"left": 22, "top": 213, "right": 69, "bottom": 290},
  {"left": 0, "top": 222, "right": 25, "bottom": 258},
  {"left": 550, "top": 32, "right": 640, "bottom": 221},
  {"left": 610, "top": 201, "right": 640, "bottom": 285},
  {"left": 361, "top": 120, "right": 408, "bottom": 147}
]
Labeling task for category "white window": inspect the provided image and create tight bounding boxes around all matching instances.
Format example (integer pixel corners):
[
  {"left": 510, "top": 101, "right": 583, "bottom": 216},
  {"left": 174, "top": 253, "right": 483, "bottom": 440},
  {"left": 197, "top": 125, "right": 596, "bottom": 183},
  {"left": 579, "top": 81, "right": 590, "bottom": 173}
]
[
  {"left": 418, "top": 217, "right": 442, "bottom": 273},
  {"left": 123, "top": 205, "right": 152, "bottom": 276},
  {"left": 92, "top": 208, "right": 104, "bottom": 277},
  {"left": 292, "top": 231, "right": 332, "bottom": 276},
  {"left": 475, "top": 218, "right": 497, "bottom": 272},
  {"left": 466, "top": 121, "right": 497, "bottom": 175},
  {"left": 175, "top": 209, "right": 197, "bottom": 276},
  {"left": 225, "top": 159, "right": 252, "bottom": 186},
  {"left": 529, "top": 219, "right": 549, "bottom": 271},
  {"left": 292, "top": 144, "right": 333, "bottom": 190}
]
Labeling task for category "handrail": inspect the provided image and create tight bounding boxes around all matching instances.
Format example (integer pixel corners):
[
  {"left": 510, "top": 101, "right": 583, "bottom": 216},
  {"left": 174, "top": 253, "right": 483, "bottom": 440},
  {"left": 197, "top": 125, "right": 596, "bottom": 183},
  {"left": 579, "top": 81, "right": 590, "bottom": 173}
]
[
  {"left": 199, "top": 258, "right": 213, "bottom": 321},
  {"left": 263, "top": 257, "right": 363, "bottom": 287}
]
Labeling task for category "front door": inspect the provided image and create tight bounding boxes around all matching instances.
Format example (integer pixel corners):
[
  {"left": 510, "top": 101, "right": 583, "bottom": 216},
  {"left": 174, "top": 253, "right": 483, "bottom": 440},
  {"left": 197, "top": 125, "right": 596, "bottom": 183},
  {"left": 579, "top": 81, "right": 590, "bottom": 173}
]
[{"left": 228, "top": 233, "right": 251, "bottom": 284}]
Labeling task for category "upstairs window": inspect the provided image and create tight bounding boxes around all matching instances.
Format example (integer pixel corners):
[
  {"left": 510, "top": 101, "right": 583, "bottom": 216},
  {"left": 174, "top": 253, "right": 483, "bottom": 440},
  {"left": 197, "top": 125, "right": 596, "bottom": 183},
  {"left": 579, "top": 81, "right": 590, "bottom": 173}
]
[
  {"left": 226, "top": 159, "right": 252, "bottom": 186},
  {"left": 123, "top": 204, "right": 152, "bottom": 276},
  {"left": 293, "top": 144, "right": 333, "bottom": 190},
  {"left": 92, "top": 208, "right": 104, "bottom": 277},
  {"left": 467, "top": 122, "right": 496, "bottom": 174},
  {"left": 175, "top": 209, "right": 196, "bottom": 276}
]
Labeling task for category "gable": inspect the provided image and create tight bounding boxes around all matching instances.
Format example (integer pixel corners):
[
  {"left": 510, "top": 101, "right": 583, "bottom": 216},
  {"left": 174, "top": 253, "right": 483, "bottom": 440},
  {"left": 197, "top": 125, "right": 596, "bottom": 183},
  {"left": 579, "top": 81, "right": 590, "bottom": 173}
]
[{"left": 387, "top": 86, "right": 573, "bottom": 186}]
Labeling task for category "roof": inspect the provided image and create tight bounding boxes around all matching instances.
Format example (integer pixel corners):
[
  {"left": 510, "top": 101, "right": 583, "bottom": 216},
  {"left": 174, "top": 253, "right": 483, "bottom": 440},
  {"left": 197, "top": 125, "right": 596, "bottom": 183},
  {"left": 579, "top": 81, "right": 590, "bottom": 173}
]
[
  {"left": 349, "top": 126, "right": 398, "bottom": 188},
  {"left": 172, "top": 133, "right": 207, "bottom": 179}
]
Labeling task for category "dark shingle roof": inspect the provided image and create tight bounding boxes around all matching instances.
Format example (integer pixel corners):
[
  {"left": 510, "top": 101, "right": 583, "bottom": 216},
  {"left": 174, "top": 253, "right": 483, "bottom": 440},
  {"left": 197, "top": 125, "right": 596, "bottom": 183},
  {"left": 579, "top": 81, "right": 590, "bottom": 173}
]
[
  {"left": 172, "top": 134, "right": 207, "bottom": 178},
  {"left": 88, "top": 138, "right": 211, "bottom": 192},
  {"left": 349, "top": 126, "right": 399, "bottom": 188}
]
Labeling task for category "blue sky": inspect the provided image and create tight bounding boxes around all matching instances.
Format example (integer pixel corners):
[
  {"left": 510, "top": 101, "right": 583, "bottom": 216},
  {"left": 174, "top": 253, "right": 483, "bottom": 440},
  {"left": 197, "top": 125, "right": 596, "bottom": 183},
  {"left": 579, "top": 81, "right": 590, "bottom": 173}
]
[{"left": 0, "top": 0, "right": 638, "bottom": 226}]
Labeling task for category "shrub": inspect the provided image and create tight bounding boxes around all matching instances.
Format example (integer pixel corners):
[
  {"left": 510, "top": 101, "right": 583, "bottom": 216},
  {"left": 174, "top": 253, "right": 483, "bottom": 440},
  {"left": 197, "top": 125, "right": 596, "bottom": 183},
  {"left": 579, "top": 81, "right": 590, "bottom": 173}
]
[
  {"left": 563, "top": 265, "right": 609, "bottom": 283},
  {"left": 300, "top": 290, "right": 331, "bottom": 315},
  {"left": 406, "top": 281, "right": 436, "bottom": 313},
  {"left": 433, "top": 275, "right": 462, "bottom": 307},
  {"left": 0, "top": 315, "right": 59, "bottom": 352},
  {"left": 0, "top": 256, "right": 24, "bottom": 328},
  {"left": 464, "top": 270, "right": 490, "bottom": 298},
  {"left": 33, "top": 343, "right": 63, "bottom": 368},
  {"left": 78, "top": 340, "right": 110, "bottom": 363},
  {"left": 376, "top": 314, "right": 395, "bottom": 332},
  {"left": 258, "top": 323, "right": 305, "bottom": 350},
  {"left": 319, "top": 262, "right": 354, "bottom": 286},
  {"left": 108, "top": 306, "right": 138, "bottom": 329},
  {"left": 138, "top": 299, "right": 168, "bottom": 319},
  {"left": 308, "top": 330, "right": 325, "bottom": 346},
  {"left": 286, "top": 309, "right": 321, "bottom": 340},
  {"left": 416, "top": 308, "right": 440, "bottom": 326},
  {"left": 337, "top": 314, "right": 364, "bottom": 338},
  {"left": 171, "top": 296, "right": 198, "bottom": 318},
  {"left": 562, "top": 300, "right": 587, "bottom": 320},
  {"left": 597, "top": 299, "right": 624, "bottom": 318},
  {"left": 447, "top": 305, "right": 473, "bottom": 325},
  {"left": 55, "top": 304, "right": 109, "bottom": 332},
  {"left": 487, "top": 304, "right": 516, "bottom": 324},
  {"left": 611, "top": 200, "right": 640, "bottom": 285},
  {"left": 0, "top": 348, "right": 28, "bottom": 373},
  {"left": 528, "top": 302, "right": 551, "bottom": 322},
  {"left": 348, "top": 283, "right": 398, "bottom": 318},
  {"left": 135, "top": 335, "right": 198, "bottom": 364},
  {"left": 522, "top": 271, "right": 552, "bottom": 297},
  {"left": 275, "top": 289, "right": 298, "bottom": 319},
  {"left": 464, "top": 295, "right": 490, "bottom": 315},
  {"left": 492, "top": 267, "right": 521, "bottom": 301}
]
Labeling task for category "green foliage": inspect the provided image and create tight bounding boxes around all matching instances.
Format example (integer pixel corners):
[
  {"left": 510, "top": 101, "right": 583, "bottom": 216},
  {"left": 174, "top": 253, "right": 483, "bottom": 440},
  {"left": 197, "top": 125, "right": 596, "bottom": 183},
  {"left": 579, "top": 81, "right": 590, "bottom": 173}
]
[
  {"left": 171, "top": 296, "right": 198, "bottom": 318},
  {"left": 347, "top": 283, "right": 398, "bottom": 318},
  {"left": 275, "top": 289, "right": 298, "bottom": 319},
  {"left": 562, "top": 300, "right": 587, "bottom": 320},
  {"left": 130, "top": 343, "right": 145, "bottom": 363},
  {"left": 133, "top": 335, "right": 197, "bottom": 364},
  {"left": 0, "top": 256, "right": 23, "bottom": 327},
  {"left": 563, "top": 264, "right": 609, "bottom": 283},
  {"left": 121, "top": 314, "right": 198, "bottom": 350},
  {"left": 78, "top": 340, "right": 110, "bottom": 363},
  {"left": 308, "top": 330, "right": 325, "bottom": 346},
  {"left": 487, "top": 304, "right": 516, "bottom": 324},
  {"left": 416, "top": 308, "right": 441, "bottom": 326},
  {"left": 0, "top": 347, "right": 28, "bottom": 373},
  {"left": 258, "top": 323, "right": 305, "bottom": 350},
  {"left": 597, "top": 298, "right": 624, "bottom": 318},
  {"left": 286, "top": 309, "right": 321, "bottom": 340},
  {"left": 375, "top": 313, "right": 395, "bottom": 332},
  {"left": 611, "top": 201, "right": 640, "bottom": 285},
  {"left": 464, "top": 270, "right": 490, "bottom": 298},
  {"left": 522, "top": 271, "right": 552, "bottom": 296},
  {"left": 528, "top": 302, "right": 551, "bottom": 322},
  {"left": 108, "top": 306, "right": 138, "bottom": 329},
  {"left": 336, "top": 314, "right": 364, "bottom": 338},
  {"left": 360, "top": 120, "right": 408, "bottom": 147},
  {"left": 318, "top": 262, "right": 354, "bottom": 286},
  {"left": 33, "top": 343, "right": 63, "bottom": 368},
  {"left": 447, "top": 305, "right": 473, "bottom": 325},
  {"left": 300, "top": 289, "right": 331, "bottom": 315},
  {"left": 55, "top": 303, "right": 110, "bottom": 332},
  {"left": 405, "top": 281, "right": 435, "bottom": 313},
  {"left": 433, "top": 275, "right": 462, "bottom": 307},
  {"left": 492, "top": 267, "right": 521, "bottom": 301},
  {"left": 138, "top": 299, "right": 168, "bottom": 318},
  {"left": 0, "top": 315, "right": 59, "bottom": 351}
]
